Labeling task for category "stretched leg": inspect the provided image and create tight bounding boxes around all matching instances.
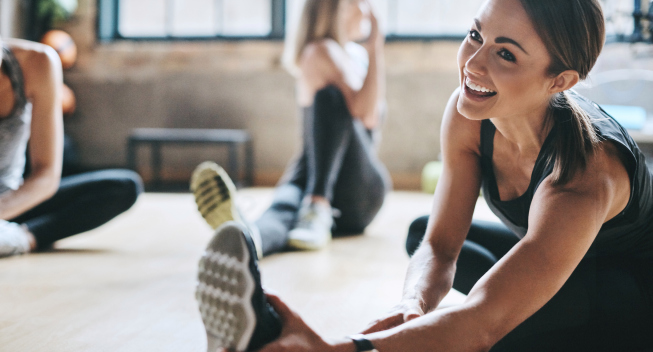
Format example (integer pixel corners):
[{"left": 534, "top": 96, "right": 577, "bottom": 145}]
[
  {"left": 405, "top": 217, "right": 519, "bottom": 294},
  {"left": 10, "top": 169, "right": 142, "bottom": 249},
  {"left": 406, "top": 217, "right": 653, "bottom": 350},
  {"left": 255, "top": 181, "right": 304, "bottom": 256},
  {"left": 491, "top": 255, "right": 653, "bottom": 351}
]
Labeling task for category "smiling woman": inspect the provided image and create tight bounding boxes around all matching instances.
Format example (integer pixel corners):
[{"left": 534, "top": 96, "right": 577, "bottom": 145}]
[{"left": 195, "top": 0, "right": 653, "bottom": 351}]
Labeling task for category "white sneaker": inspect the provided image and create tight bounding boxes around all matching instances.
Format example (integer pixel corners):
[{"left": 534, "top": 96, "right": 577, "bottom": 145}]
[
  {"left": 0, "top": 220, "right": 31, "bottom": 258},
  {"left": 287, "top": 202, "right": 334, "bottom": 250},
  {"left": 191, "top": 161, "right": 263, "bottom": 258}
]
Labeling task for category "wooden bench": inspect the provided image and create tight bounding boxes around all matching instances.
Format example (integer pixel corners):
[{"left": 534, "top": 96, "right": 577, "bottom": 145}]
[{"left": 127, "top": 128, "right": 253, "bottom": 189}]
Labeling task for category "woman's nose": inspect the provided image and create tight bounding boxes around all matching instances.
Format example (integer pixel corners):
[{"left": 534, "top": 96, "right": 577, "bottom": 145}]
[{"left": 465, "top": 49, "right": 488, "bottom": 76}]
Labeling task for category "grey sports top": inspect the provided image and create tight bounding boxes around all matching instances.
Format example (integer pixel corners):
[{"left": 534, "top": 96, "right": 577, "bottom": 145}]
[
  {"left": 480, "top": 91, "right": 653, "bottom": 258},
  {"left": 0, "top": 45, "right": 32, "bottom": 195}
]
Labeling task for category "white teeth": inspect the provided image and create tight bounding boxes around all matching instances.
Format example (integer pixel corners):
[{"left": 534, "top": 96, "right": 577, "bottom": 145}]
[{"left": 465, "top": 78, "right": 496, "bottom": 94}]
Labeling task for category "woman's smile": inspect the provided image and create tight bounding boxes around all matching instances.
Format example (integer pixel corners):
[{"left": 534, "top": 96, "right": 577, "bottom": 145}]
[{"left": 463, "top": 76, "right": 498, "bottom": 102}]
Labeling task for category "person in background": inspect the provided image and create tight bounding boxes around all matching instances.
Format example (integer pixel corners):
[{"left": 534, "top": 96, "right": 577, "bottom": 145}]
[
  {"left": 0, "top": 37, "right": 142, "bottom": 258},
  {"left": 191, "top": 0, "right": 390, "bottom": 258}
]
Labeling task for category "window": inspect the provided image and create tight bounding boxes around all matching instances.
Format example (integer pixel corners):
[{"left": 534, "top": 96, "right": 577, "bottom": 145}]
[
  {"left": 98, "top": 0, "right": 285, "bottom": 40},
  {"left": 284, "top": 0, "right": 480, "bottom": 41},
  {"left": 600, "top": 0, "right": 640, "bottom": 43},
  {"left": 98, "top": 0, "right": 490, "bottom": 41},
  {"left": 372, "top": 0, "right": 484, "bottom": 39}
]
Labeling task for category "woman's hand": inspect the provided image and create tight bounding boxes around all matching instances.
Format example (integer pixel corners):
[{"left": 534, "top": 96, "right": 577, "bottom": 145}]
[
  {"left": 363, "top": 0, "right": 384, "bottom": 51},
  {"left": 256, "top": 293, "right": 335, "bottom": 352},
  {"left": 361, "top": 299, "right": 424, "bottom": 334}
]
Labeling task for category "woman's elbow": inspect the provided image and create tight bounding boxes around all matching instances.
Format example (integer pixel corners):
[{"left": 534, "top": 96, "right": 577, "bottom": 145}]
[
  {"left": 34, "top": 166, "right": 61, "bottom": 197},
  {"left": 43, "top": 171, "right": 60, "bottom": 198}
]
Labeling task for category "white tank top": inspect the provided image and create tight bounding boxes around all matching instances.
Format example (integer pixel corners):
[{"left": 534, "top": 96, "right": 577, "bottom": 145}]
[{"left": 0, "top": 45, "right": 32, "bottom": 194}]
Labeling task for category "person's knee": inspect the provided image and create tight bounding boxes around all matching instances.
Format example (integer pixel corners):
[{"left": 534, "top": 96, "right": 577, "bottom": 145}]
[
  {"left": 313, "top": 86, "right": 352, "bottom": 123},
  {"left": 100, "top": 170, "right": 143, "bottom": 211}
]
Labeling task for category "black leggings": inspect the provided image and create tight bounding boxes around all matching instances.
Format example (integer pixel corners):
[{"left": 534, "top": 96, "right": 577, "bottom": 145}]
[
  {"left": 256, "top": 86, "right": 390, "bottom": 256},
  {"left": 407, "top": 216, "right": 653, "bottom": 351},
  {"left": 10, "top": 169, "right": 142, "bottom": 249}
]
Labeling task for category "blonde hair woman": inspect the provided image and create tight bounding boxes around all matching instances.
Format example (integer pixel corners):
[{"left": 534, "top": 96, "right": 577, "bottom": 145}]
[
  {"left": 191, "top": 1, "right": 391, "bottom": 350},
  {"left": 192, "top": 0, "right": 390, "bottom": 258}
]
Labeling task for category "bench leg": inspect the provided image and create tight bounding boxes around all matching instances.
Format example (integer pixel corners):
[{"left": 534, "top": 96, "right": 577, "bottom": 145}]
[
  {"left": 127, "top": 139, "right": 137, "bottom": 172},
  {"left": 228, "top": 143, "right": 239, "bottom": 187},
  {"left": 152, "top": 142, "right": 162, "bottom": 190},
  {"left": 246, "top": 140, "right": 254, "bottom": 187}
]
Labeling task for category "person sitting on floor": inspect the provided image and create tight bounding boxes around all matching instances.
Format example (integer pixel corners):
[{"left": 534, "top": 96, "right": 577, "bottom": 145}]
[
  {"left": 0, "top": 37, "right": 142, "bottom": 258},
  {"left": 190, "top": 0, "right": 390, "bottom": 257},
  {"left": 194, "top": 0, "right": 653, "bottom": 351}
]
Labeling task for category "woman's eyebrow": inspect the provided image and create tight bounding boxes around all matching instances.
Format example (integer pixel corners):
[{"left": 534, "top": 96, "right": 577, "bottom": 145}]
[
  {"left": 495, "top": 37, "right": 529, "bottom": 54},
  {"left": 474, "top": 18, "right": 529, "bottom": 55}
]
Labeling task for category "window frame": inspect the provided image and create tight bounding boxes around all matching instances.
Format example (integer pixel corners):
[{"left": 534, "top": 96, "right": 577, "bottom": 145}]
[
  {"left": 96, "top": 0, "right": 286, "bottom": 41},
  {"left": 96, "top": 0, "right": 469, "bottom": 42}
]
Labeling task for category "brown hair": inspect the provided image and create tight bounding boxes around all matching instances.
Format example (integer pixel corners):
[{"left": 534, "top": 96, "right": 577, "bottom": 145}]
[
  {"left": 519, "top": 0, "right": 606, "bottom": 185},
  {"left": 282, "top": 0, "right": 347, "bottom": 76}
]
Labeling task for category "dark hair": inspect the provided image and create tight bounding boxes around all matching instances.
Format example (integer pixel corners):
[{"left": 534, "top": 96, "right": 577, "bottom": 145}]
[{"left": 519, "top": 0, "right": 605, "bottom": 185}]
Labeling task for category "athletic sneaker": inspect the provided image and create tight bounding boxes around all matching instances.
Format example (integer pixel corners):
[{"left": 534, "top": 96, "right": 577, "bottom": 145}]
[
  {"left": 0, "top": 220, "right": 31, "bottom": 258},
  {"left": 196, "top": 221, "right": 282, "bottom": 352},
  {"left": 287, "top": 201, "right": 334, "bottom": 250},
  {"left": 191, "top": 161, "right": 262, "bottom": 258}
]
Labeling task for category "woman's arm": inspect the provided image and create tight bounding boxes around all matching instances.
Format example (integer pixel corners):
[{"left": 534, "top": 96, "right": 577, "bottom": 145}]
[
  {"left": 0, "top": 41, "right": 63, "bottom": 220},
  {"left": 363, "top": 141, "right": 631, "bottom": 351},
  {"left": 299, "top": 1, "right": 385, "bottom": 129},
  {"left": 365, "top": 89, "right": 483, "bottom": 332}
]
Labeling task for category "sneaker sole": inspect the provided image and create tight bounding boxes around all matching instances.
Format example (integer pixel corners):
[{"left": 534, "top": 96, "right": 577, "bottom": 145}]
[
  {"left": 196, "top": 223, "right": 256, "bottom": 351},
  {"left": 191, "top": 162, "right": 241, "bottom": 230}
]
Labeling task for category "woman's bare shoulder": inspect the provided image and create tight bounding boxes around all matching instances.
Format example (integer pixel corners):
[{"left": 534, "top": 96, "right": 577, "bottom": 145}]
[
  {"left": 441, "top": 88, "right": 482, "bottom": 157},
  {"left": 4, "top": 39, "right": 61, "bottom": 97}
]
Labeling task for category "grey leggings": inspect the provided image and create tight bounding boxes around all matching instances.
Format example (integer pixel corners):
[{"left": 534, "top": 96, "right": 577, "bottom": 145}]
[
  {"left": 256, "top": 86, "right": 390, "bottom": 256},
  {"left": 407, "top": 216, "right": 653, "bottom": 351}
]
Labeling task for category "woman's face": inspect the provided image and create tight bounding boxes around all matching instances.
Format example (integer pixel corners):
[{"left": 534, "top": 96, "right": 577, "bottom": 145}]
[
  {"left": 456, "top": 0, "right": 557, "bottom": 122},
  {"left": 342, "top": 0, "right": 372, "bottom": 42}
]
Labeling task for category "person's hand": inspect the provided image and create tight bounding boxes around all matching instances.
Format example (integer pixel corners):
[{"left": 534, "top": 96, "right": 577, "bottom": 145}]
[
  {"left": 361, "top": 299, "right": 424, "bottom": 334},
  {"left": 363, "top": 0, "right": 384, "bottom": 51},
  {"left": 257, "top": 293, "right": 334, "bottom": 352}
]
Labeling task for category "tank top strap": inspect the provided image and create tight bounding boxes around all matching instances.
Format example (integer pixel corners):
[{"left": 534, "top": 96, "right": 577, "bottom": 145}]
[
  {"left": 480, "top": 119, "right": 496, "bottom": 159},
  {"left": 2, "top": 45, "right": 28, "bottom": 111}
]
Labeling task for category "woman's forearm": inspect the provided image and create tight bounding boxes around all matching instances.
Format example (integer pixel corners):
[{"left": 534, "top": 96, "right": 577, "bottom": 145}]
[
  {"left": 0, "top": 167, "right": 59, "bottom": 220},
  {"left": 402, "top": 242, "right": 456, "bottom": 312},
  {"left": 366, "top": 304, "right": 492, "bottom": 352},
  {"left": 351, "top": 43, "right": 384, "bottom": 128}
]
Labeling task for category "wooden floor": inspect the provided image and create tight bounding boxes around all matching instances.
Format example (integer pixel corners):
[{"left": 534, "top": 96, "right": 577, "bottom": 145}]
[{"left": 0, "top": 189, "right": 499, "bottom": 352}]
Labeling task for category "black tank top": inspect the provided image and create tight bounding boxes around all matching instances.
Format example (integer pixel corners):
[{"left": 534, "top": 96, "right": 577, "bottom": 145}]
[{"left": 480, "top": 91, "right": 653, "bottom": 257}]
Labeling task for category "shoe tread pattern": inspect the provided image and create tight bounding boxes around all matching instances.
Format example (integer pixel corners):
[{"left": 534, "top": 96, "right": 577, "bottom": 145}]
[
  {"left": 191, "top": 162, "right": 240, "bottom": 230},
  {"left": 196, "top": 225, "right": 255, "bottom": 351}
]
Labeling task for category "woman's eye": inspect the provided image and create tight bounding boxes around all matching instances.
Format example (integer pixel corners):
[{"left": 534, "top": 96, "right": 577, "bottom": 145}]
[
  {"left": 498, "top": 49, "right": 516, "bottom": 62},
  {"left": 468, "top": 30, "right": 482, "bottom": 43}
]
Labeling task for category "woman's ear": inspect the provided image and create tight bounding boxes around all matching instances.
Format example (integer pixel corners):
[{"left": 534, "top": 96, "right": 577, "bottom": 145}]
[{"left": 549, "top": 70, "right": 580, "bottom": 94}]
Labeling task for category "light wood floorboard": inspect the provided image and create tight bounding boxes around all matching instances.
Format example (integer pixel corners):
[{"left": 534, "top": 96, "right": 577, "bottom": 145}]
[{"left": 0, "top": 189, "right": 498, "bottom": 352}]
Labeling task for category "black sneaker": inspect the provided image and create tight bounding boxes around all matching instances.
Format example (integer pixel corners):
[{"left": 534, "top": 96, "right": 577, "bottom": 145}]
[{"left": 196, "top": 221, "right": 282, "bottom": 351}]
